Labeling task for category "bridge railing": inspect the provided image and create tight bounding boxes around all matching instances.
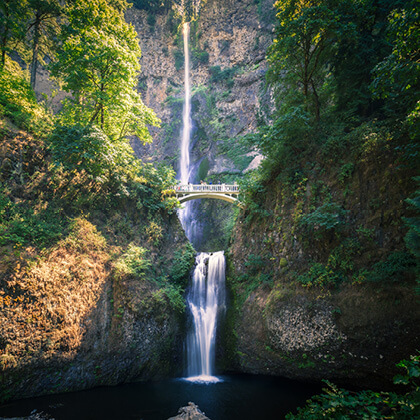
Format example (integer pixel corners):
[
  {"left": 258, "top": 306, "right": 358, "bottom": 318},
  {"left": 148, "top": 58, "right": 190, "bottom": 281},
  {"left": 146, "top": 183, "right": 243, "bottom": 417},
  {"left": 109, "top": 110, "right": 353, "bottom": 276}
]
[{"left": 173, "top": 184, "right": 240, "bottom": 193}]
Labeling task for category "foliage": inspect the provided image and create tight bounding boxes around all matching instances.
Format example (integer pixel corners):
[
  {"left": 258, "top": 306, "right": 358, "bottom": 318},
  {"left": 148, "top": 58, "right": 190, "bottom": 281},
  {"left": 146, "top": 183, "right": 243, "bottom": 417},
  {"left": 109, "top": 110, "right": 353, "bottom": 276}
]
[
  {"left": 267, "top": 0, "right": 355, "bottom": 122},
  {"left": 370, "top": 0, "right": 420, "bottom": 121},
  {"left": 296, "top": 238, "right": 361, "bottom": 288},
  {"left": 27, "top": 0, "right": 62, "bottom": 89},
  {"left": 134, "top": 162, "right": 179, "bottom": 216},
  {"left": 192, "top": 49, "right": 209, "bottom": 65},
  {"left": 174, "top": 49, "right": 184, "bottom": 71},
  {"left": 151, "top": 276, "right": 186, "bottom": 314},
  {"left": 286, "top": 354, "right": 420, "bottom": 419},
  {"left": 131, "top": 0, "right": 173, "bottom": 13},
  {"left": 404, "top": 177, "right": 420, "bottom": 261},
  {"left": 0, "top": 188, "right": 65, "bottom": 248},
  {"left": 114, "top": 243, "right": 151, "bottom": 280},
  {"left": 209, "top": 65, "right": 237, "bottom": 88},
  {"left": 239, "top": 170, "right": 271, "bottom": 222},
  {"left": 366, "top": 251, "right": 417, "bottom": 284},
  {"left": 50, "top": 0, "right": 159, "bottom": 142},
  {"left": 169, "top": 243, "right": 195, "bottom": 287},
  {"left": 299, "top": 203, "right": 348, "bottom": 238},
  {"left": 0, "top": 59, "right": 52, "bottom": 135},
  {"left": 48, "top": 124, "right": 122, "bottom": 180},
  {"left": 0, "top": 0, "right": 28, "bottom": 69},
  {"left": 245, "top": 254, "right": 266, "bottom": 274}
]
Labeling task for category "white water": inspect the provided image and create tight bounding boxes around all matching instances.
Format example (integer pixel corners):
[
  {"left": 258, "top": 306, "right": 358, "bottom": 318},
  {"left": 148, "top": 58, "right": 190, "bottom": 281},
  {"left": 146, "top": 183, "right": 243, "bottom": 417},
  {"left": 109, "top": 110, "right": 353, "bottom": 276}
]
[
  {"left": 178, "top": 21, "right": 226, "bottom": 383},
  {"left": 186, "top": 252, "right": 226, "bottom": 383},
  {"left": 178, "top": 22, "right": 194, "bottom": 239}
]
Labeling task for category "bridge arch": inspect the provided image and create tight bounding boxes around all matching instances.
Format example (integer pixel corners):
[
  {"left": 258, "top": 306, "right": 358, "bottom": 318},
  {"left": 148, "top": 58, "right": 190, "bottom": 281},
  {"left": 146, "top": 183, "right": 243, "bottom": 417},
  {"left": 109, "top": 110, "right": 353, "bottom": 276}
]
[
  {"left": 172, "top": 184, "right": 240, "bottom": 205},
  {"left": 178, "top": 193, "right": 238, "bottom": 204}
]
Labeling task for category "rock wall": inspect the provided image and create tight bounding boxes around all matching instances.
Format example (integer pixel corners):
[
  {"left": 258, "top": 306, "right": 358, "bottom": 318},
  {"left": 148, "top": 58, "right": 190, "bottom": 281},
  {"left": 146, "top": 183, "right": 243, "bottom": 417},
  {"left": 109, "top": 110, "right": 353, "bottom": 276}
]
[
  {"left": 0, "top": 119, "right": 192, "bottom": 403},
  {"left": 225, "top": 138, "right": 420, "bottom": 388},
  {"left": 126, "top": 0, "right": 273, "bottom": 168},
  {"left": 126, "top": 0, "right": 275, "bottom": 250}
]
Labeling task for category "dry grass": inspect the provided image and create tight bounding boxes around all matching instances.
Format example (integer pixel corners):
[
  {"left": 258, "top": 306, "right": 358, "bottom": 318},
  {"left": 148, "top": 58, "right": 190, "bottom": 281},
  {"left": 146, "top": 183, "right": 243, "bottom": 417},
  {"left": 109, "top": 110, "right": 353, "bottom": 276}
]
[{"left": 0, "top": 218, "right": 110, "bottom": 368}]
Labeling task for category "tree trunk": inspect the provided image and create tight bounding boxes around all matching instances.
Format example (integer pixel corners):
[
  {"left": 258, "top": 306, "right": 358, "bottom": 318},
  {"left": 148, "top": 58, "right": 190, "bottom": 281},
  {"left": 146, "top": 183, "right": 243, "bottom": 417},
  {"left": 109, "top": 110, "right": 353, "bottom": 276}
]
[
  {"left": 311, "top": 81, "right": 320, "bottom": 123},
  {"left": 0, "top": 36, "right": 7, "bottom": 69},
  {"left": 0, "top": 8, "right": 10, "bottom": 70},
  {"left": 30, "top": 11, "right": 40, "bottom": 90}
]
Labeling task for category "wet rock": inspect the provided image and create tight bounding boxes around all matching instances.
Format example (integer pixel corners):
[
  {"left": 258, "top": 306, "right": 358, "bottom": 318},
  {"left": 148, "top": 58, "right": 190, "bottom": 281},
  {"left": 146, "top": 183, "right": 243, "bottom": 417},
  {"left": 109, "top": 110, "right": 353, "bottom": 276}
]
[
  {"left": 167, "top": 402, "right": 210, "bottom": 420},
  {"left": 0, "top": 410, "right": 54, "bottom": 419}
]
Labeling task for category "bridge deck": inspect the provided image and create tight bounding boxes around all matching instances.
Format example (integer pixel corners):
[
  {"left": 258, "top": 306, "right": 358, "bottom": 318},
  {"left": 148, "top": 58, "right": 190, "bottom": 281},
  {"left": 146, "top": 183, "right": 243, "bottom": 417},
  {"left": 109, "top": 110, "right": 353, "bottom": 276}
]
[
  {"left": 173, "top": 184, "right": 239, "bottom": 194},
  {"left": 171, "top": 184, "right": 240, "bottom": 205}
]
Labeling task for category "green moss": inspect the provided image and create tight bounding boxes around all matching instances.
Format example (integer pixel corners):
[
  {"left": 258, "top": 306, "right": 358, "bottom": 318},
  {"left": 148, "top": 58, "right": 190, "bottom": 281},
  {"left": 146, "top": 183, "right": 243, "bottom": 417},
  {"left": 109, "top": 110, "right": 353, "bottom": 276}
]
[{"left": 197, "top": 157, "right": 210, "bottom": 182}]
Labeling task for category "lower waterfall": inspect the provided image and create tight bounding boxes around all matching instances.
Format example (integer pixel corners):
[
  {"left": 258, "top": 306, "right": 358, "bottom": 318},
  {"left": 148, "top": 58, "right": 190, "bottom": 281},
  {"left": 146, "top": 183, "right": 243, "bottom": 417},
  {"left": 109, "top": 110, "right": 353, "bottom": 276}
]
[{"left": 185, "top": 251, "right": 226, "bottom": 382}]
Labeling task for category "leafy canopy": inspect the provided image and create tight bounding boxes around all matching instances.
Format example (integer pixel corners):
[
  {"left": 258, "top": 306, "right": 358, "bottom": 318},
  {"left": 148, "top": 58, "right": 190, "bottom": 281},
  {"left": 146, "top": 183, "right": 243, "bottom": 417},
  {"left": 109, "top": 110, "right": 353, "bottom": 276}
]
[{"left": 50, "top": 0, "right": 159, "bottom": 142}]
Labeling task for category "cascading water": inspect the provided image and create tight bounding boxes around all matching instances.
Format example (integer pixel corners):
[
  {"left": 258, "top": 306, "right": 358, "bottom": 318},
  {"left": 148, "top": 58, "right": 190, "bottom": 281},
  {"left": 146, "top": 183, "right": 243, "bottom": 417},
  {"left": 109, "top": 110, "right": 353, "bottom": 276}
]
[
  {"left": 186, "top": 252, "right": 226, "bottom": 382},
  {"left": 178, "top": 22, "right": 195, "bottom": 240},
  {"left": 178, "top": 22, "right": 226, "bottom": 383}
]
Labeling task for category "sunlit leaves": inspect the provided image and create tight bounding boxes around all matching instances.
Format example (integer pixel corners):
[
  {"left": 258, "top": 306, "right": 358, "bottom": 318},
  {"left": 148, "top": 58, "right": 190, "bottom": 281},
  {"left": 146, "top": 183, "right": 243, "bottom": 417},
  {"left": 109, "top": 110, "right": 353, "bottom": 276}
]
[
  {"left": 268, "top": 0, "right": 352, "bottom": 122},
  {"left": 50, "top": 0, "right": 159, "bottom": 143},
  {"left": 0, "top": 0, "right": 28, "bottom": 69}
]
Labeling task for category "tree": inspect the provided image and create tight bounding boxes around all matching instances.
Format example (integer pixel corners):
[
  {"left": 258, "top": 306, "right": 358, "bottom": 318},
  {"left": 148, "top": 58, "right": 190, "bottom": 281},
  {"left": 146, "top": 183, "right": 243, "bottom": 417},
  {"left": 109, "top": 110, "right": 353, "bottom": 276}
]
[
  {"left": 27, "top": 0, "right": 61, "bottom": 90},
  {"left": 267, "top": 0, "right": 353, "bottom": 123},
  {"left": 371, "top": 0, "right": 420, "bottom": 125},
  {"left": 50, "top": 0, "right": 159, "bottom": 143},
  {"left": 0, "top": 0, "right": 28, "bottom": 70}
]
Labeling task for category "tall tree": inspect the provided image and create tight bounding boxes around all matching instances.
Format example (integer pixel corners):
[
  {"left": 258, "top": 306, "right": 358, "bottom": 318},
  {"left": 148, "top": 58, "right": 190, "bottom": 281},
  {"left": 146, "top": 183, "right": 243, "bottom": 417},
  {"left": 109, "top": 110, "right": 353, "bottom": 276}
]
[
  {"left": 371, "top": 0, "right": 420, "bottom": 124},
  {"left": 27, "top": 0, "right": 61, "bottom": 90},
  {"left": 267, "top": 0, "right": 354, "bottom": 122},
  {"left": 50, "top": 0, "right": 159, "bottom": 143},
  {"left": 0, "top": 0, "right": 28, "bottom": 70}
]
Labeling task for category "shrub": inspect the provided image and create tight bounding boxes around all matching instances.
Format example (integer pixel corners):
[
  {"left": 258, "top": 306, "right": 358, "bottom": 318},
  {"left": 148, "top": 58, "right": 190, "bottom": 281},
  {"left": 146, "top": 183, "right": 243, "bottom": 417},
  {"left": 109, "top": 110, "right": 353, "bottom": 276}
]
[
  {"left": 114, "top": 244, "right": 151, "bottom": 280},
  {"left": 0, "top": 190, "right": 66, "bottom": 248},
  {"left": 296, "top": 239, "right": 361, "bottom": 288},
  {"left": 0, "top": 59, "right": 52, "bottom": 136},
  {"left": 209, "top": 65, "right": 236, "bottom": 86},
  {"left": 367, "top": 251, "right": 417, "bottom": 284},
  {"left": 170, "top": 243, "right": 195, "bottom": 287},
  {"left": 48, "top": 124, "right": 117, "bottom": 179},
  {"left": 245, "top": 253, "right": 266, "bottom": 274},
  {"left": 286, "top": 354, "right": 420, "bottom": 419},
  {"left": 174, "top": 50, "right": 184, "bottom": 71},
  {"left": 299, "top": 202, "right": 348, "bottom": 238}
]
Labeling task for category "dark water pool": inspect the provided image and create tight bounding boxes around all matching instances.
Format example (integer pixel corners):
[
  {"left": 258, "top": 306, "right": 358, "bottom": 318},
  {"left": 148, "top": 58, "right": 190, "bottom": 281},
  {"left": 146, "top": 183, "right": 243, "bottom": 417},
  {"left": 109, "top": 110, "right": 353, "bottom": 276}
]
[{"left": 0, "top": 374, "right": 321, "bottom": 420}]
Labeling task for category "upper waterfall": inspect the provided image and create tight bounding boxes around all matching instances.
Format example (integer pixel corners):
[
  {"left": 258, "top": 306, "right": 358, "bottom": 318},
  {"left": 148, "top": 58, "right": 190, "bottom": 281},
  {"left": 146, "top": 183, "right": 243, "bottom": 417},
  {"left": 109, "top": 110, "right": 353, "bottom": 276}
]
[{"left": 180, "top": 22, "right": 191, "bottom": 186}]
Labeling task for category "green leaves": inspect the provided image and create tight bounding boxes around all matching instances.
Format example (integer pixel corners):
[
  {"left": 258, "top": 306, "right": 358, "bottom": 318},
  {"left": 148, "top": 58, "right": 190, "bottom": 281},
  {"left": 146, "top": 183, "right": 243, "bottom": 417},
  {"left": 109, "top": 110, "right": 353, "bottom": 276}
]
[
  {"left": 299, "top": 202, "right": 348, "bottom": 235},
  {"left": 371, "top": 0, "right": 420, "bottom": 118},
  {"left": 114, "top": 243, "right": 151, "bottom": 280},
  {"left": 268, "top": 0, "right": 351, "bottom": 122},
  {"left": 287, "top": 353, "right": 420, "bottom": 419},
  {"left": 50, "top": 0, "right": 159, "bottom": 142},
  {"left": 48, "top": 124, "right": 118, "bottom": 179}
]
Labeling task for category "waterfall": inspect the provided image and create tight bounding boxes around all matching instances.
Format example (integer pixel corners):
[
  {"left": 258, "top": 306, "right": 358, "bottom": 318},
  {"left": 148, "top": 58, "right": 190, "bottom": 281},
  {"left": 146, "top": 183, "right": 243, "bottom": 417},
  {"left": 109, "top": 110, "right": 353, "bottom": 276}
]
[
  {"left": 178, "top": 22, "right": 194, "bottom": 239},
  {"left": 178, "top": 21, "right": 226, "bottom": 383},
  {"left": 186, "top": 252, "right": 226, "bottom": 382}
]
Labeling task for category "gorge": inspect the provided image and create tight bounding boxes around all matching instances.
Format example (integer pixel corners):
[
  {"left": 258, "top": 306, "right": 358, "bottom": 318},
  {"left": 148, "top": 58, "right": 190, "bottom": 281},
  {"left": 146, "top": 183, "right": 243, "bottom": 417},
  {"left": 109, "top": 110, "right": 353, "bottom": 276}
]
[{"left": 0, "top": 0, "right": 419, "bottom": 419}]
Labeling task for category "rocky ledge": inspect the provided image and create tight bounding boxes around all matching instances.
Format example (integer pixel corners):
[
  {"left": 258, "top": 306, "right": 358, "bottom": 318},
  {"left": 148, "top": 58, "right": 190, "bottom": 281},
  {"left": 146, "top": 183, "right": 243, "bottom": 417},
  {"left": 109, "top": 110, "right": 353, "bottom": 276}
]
[{"left": 168, "top": 402, "right": 210, "bottom": 420}]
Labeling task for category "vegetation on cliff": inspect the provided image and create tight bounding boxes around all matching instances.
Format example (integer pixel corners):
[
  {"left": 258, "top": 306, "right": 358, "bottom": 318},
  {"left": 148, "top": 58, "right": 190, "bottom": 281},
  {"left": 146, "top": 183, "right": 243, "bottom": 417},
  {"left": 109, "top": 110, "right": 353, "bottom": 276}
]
[
  {"left": 234, "top": 0, "right": 419, "bottom": 299},
  {"left": 0, "top": 0, "right": 196, "bottom": 402},
  {"left": 227, "top": 0, "right": 419, "bottom": 415}
]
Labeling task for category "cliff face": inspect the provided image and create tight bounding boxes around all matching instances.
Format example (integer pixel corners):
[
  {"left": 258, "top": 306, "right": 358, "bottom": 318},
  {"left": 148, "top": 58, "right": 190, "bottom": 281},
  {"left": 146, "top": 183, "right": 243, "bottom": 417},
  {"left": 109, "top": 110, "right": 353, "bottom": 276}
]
[
  {"left": 0, "top": 122, "right": 193, "bottom": 402},
  {"left": 0, "top": 215, "right": 190, "bottom": 402},
  {"left": 126, "top": 0, "right": 273, "bottom": 167},
  {"left": 126, "top": 0, "right": 274, "bottom": 250},
  {"left": 225, "top": 132, "right": 420, "bottom": 388}
]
